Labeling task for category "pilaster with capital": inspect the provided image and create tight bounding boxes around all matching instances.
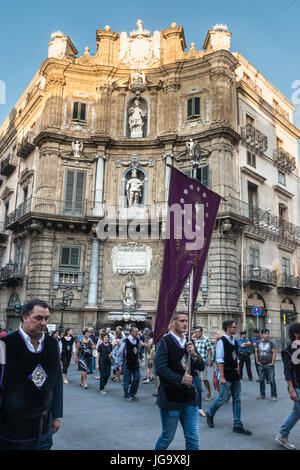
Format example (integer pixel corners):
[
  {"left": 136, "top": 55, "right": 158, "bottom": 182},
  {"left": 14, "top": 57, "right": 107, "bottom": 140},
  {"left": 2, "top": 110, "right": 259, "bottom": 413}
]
[
  {"left": 95, "top": 84, "right": 113, "bottom": 134},
  {"left": 42, "top": 74, "right": 66, "bottom": 130},
  {"left": 162, "top": 82, "right": 180, "bottom": 133}
]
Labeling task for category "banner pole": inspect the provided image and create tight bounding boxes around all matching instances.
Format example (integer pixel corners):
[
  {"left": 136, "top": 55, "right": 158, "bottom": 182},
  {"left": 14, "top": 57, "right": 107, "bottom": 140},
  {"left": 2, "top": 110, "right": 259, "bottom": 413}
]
[{"left": 187, "top": 268, "right": 194, "bottom": 374}]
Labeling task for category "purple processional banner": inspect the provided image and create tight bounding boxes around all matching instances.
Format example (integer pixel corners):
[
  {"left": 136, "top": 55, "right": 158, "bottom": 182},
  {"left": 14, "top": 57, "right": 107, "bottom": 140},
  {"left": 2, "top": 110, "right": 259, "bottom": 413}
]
[{"left": 153, "top": 167, "right": 221, "bottom": 344}]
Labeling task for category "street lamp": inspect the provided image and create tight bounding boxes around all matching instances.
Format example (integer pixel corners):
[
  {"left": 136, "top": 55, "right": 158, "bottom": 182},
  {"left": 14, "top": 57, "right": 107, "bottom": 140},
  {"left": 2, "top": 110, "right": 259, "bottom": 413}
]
[{"left": 50, "top": 288, "right": 74, "bottom": 335}]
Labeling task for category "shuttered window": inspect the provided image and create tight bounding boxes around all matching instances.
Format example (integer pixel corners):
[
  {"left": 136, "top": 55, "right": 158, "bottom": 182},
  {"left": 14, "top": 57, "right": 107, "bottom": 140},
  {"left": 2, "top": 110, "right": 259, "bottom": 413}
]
[
  {"left": 14, "top": 244, "right": 24, "bottom": 273},
  {"left": 72, "top": 102, "right": 87, "bottom": 122},
  {"left": 64, "top": 169, "right": 86, "bottom": 216},
  {"left": 182, "top": 165, "right": 210, "bottom": 188},
  {"left": 187, "top": 97, "right": 201, "bottom": 119},
  {"left": 59, "top": 246, "right": 80, "bottom": 269}
]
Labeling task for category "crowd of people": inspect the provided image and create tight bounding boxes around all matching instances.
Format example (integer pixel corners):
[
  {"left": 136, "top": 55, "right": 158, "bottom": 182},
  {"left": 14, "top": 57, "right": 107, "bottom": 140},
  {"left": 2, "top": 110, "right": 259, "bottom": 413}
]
[{"left": 0, "top": 301, "right": 299, "bottom": 451}]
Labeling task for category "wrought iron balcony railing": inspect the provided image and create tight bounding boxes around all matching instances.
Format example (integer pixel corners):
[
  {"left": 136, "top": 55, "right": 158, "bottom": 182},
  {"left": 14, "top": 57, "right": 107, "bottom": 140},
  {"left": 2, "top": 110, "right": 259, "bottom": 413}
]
[
  {"left": 273, "top": 147, "right": 296, "bottom": 173},
  {"left": 0, "top": 263, "right": 25, "bottom": 284},
  {"left": 5, "top": 197, "right": 87, "bottom": 228},
  {"left": 243, "top": 265, "right": 277, "bottom": 286},
  {"left": 241, "top": 123, "right": 268, "bottom": 153},
  {"left": 17, "top": 131, "right": 35, "bottom": 159},
  {"left": 279, "top": 273, "right": 300, "bottom": 290},
  {"left": 53, "top": 270, "right": 84, "bottom": 291}
]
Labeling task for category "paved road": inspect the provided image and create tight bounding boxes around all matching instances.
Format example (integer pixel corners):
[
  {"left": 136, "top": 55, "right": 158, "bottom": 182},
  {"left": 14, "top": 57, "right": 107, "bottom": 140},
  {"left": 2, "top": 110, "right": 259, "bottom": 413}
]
[{"left": 52, "top": 358, "right": 298, "bottom": 450}]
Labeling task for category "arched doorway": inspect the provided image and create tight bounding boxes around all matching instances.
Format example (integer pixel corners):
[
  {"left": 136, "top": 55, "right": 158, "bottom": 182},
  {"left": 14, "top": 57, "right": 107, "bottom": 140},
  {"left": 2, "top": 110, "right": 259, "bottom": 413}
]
[
  {"left": 246, "top": 292, "right": 266, "bottom": 341},
  {"left": 280, "top": 297, "right": 296, "bottom": 349}
]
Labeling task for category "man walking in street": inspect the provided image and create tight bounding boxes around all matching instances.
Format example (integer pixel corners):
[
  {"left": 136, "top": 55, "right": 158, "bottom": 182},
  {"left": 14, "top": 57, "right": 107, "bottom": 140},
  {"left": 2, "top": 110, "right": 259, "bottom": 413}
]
[
  {"left": 154, "top": 312, "right": 204, "bottom": 450},
  {"left": 252, "top": 329, "right": 262, "bottom": 381},
  {"left": 206, "top": 320, "right": 252, "bottom": 435},
  {"left": 0, "top": 299, "right": 63, "bottom": 450},
  {"left": 275, "top": 323, "right": 300, "bottom": 450},
  {"left": 194, "top": 326, "right": 213, "bottom": 400},
  {"left": 237, "top": 330, "right": 253, "bottom": 381},
  {"left": 255, "top": 328, "right": 277, "bottom": 401},
  {"left": 119, "top": 325, "right": 141, "bottom": 402}
]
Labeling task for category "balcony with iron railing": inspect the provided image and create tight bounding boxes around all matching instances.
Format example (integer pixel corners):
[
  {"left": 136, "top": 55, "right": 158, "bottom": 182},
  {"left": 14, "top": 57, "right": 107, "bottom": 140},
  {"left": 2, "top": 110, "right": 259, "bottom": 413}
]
[
  {"left": 0, "top": 263, "right": 25, "bottom": 286},
  {"left": 273, "top": 147, "right": 296, "bottom": 173},
  {"left": 17, "top": 131, "right": 35, "bottom": 159},
  {"left": 5, "top": 197, "right": 88, "bottom": 229},
  {"left": 0, "top": 221, "right": 9, "bottom": 242},
  {"left": 241, "top": 123, "right": 268, "bottom": 153},
  {"left": 278, "top": 273, "right": 300, "bottom": 291},
  {"left": 243, "top": 265, "right": 277, "bottom": 288},
  {"left": 0, "top": 154, "right": 18, "bottom": 177}
]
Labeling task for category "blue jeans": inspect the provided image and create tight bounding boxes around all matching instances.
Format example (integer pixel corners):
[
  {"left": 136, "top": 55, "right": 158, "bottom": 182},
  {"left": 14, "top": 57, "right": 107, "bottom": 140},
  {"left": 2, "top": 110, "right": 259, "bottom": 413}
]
[
  {"left": 193, "top": 375, "right": 203, "bottom": 410},
  {"left": 155, "top": 405, "right": 199, "bottom": 450},
  {"left": 123, "top": 363, "right": 140, "bottom": 398},
  {"left": 258, "top": 364, "right": 277, "bottom": 398},
  {"left": 279, "top": 389, "right": 300, "bottom": 437},
  {"left": 208, "top": 380, "right": 242, "bottom": 427}
]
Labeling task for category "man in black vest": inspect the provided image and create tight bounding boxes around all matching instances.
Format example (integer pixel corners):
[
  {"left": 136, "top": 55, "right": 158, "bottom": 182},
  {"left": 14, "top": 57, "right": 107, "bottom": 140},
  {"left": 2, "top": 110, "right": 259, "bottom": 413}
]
[
  {"left": 119, "top": 325, "right": 141, "bottom": 402},
  {"left": 154, "top": 312, "right": 204, "bottom": 450},
  {"left": 206, "top": 320, "right": 251, "bottom": 435},
  {"left": 0, "top": 299, "right": 63, "bottom": 450}
]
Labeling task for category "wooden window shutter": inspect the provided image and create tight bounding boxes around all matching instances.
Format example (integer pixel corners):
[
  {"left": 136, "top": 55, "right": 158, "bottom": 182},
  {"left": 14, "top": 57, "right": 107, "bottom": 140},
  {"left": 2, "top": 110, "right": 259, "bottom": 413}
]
[
  {"left": 194, "top": 97, "right": 201, "bottom": 117},
  {"left": 187, "top": 98, "right": 193, "bottom": 119},
  {"left": 80, "top": 103, "right": 87, "bottom": 121},
  {"left": 72, "top": 102, "right": 79, "bottom": 120},
  {"left": 60, "top": 247, "right": 70, "bottom": 266}
]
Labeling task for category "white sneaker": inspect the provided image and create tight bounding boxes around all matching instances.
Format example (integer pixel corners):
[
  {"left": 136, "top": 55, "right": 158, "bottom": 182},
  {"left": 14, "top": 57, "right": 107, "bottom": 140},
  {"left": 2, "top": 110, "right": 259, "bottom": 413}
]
[
  {"left": 143, "top": 379, "right": 150, "bottom": 384},
  {"left": 275, "top": 433, "right": 296, "bottom": 450}
]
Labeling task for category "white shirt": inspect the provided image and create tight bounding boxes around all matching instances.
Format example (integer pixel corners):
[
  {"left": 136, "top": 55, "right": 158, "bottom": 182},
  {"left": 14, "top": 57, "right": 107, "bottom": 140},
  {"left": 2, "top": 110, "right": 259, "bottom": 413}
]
[
  {"left": 19, "top": 327, "right": 45, "bottom": 353},
  {"left": 170, "top": 331, "right": 186, "bottom": 348}
]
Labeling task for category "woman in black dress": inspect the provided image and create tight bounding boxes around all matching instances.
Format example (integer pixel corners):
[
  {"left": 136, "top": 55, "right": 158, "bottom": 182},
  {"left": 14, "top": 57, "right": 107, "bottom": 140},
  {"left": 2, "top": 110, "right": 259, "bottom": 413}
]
[
  {"left": 75, "top": 329, "right": 93, "bottom": 389},
  {"left": 98, "top": 333, "right": 113, "bottom": 395},
  {"left": 61, "top": 328, "right": 75, "bottom": 384}
]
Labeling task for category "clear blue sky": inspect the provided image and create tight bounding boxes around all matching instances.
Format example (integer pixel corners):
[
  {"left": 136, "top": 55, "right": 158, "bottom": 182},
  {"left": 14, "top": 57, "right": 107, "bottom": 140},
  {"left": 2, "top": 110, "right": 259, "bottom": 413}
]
[{"left": 0, "top": 0, "right": 299, "bottom": 138}]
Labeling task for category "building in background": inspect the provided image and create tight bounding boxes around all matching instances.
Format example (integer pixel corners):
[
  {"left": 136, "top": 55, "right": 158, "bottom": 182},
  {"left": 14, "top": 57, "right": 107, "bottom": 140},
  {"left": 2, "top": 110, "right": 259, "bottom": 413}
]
[{"left": 0, "top": 21, "right": 299, "bottom": 349}]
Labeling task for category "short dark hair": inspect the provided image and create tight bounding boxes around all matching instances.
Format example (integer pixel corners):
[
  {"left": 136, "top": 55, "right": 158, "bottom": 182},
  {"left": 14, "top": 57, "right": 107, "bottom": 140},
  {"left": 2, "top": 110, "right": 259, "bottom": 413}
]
[
  {"left": 130, "top": 325, "right": 138, "bottom": 334},
  {"left": 289, "top": 323, "right": 300, "bottom": 342},
  {"left": 21, "top": 299, "right": 50, "bottom": 321},
  {"left": 222, "top": 320, "right": 235, "bottom": 332},
  {"left": 195, "top": 326, "right": 203, "bottom": 332},
  {"left": 254, "top": 328, "right": 260, "bottom": 333},
  {"left": 171, "top": 312, "right": 187, "bottom": 321},
  {"left": 261, "top": 328, "right": 270, "bottom": 335}
]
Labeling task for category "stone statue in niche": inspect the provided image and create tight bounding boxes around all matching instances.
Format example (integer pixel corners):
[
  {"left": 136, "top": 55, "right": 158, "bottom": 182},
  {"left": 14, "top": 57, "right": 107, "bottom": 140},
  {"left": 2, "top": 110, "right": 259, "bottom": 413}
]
[
  {"left": 186, "top": 138, "right": 196, "bottom": 157},
  {"left": 126, "top": 168, "right": 144, "bottom": 206},
  {"left": 128, "top": 98, "right": 146, "bottom": 138},
  {"left": 122, "top": 273, "right": 137, "bottom": 310}
]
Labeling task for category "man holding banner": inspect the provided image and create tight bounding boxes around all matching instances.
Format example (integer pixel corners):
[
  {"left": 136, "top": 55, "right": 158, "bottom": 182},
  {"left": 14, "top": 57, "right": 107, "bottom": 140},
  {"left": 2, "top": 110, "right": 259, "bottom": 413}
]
[{"left": 153, "top": 166, "right": 221, "bottom": 449}]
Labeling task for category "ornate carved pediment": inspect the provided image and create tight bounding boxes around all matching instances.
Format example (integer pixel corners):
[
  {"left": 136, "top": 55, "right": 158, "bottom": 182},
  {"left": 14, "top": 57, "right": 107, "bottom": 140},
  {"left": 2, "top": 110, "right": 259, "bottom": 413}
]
[
  {"left": 1, "top": 186, "right": 14, "bottom": 201},
  {"left": 60, "top": 141, "right": 95, "bottom": 162},
  {"left": 19, "top": 168, "right": 34, "bottom": 187},
  {"left": 119, "top": 20, "right": 160, "bottom": 69},
  {"left": 77, "top": 47, "right": 93, "bottom": 65}
]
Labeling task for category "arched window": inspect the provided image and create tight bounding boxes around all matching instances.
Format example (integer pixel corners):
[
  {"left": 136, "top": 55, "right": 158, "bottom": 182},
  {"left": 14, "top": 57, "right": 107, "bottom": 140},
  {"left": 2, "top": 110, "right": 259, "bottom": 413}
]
[
  {"left": 125, "top": 96, "right": 149, "bottom": 138},
  {"left": 121, "top": 167, "right": 148, "bottom": 207},
  {"left": 7, "top": 292, "right": 20, "bottom": 311}
]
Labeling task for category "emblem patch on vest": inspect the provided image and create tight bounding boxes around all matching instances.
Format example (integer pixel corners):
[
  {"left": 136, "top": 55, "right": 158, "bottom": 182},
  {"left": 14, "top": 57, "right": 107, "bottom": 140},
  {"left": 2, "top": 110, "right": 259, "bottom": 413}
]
[
  {"left": 28, "top": 364, "right": 48, "bottom": 390},
  {"left": 181, "top": 354, "right": 188, "bottom": 370},
  {"left": 133, "top": 347, "right": 138, "bottom": 355},
  {"left": 232, "top": 351, "right": 237, "bottom": 361}
]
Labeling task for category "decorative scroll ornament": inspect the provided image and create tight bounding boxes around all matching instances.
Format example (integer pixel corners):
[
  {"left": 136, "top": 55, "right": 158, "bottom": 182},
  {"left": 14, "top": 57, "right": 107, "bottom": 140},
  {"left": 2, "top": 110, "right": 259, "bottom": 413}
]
[
  {"left": 119, "top": 20, "right": 160, "bottom": 69},
  {"left": 28, "top": 364, "right": 48, "bottom": 390}
]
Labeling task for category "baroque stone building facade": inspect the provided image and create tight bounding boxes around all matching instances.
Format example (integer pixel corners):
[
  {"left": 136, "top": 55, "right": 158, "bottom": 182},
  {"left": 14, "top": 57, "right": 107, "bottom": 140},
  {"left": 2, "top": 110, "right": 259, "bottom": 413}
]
[{"left": 0, "top": 21, "right": 299, "bottom": 348}]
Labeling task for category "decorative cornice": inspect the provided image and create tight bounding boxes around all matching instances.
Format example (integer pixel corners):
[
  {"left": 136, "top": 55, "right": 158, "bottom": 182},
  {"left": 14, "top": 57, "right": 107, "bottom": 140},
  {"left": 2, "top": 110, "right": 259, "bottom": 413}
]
[
  {"left": 241, "top": 165, "right": 267, "bottom": 184},
  {"left": 273, "top": 184, "right": 294, "bottom": 199}
]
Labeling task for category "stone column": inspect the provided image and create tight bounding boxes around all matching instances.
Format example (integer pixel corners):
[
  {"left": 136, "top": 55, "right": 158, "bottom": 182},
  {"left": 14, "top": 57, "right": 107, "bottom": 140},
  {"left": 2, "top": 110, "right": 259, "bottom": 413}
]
[
  {"left": 42, "top": 74, "right": 65, "bottom": 130},
  {"left": 87, "top": 237, "right": 99, "bottom": 306},
  {"left": 95, "top": 85, "right": 113, "bottom": 133},
  {"left": 163, "top": 84, "right": 180, "bottom": 133},
  {"left": 93, "top": 155, "right": 105, "bottom": 216}
]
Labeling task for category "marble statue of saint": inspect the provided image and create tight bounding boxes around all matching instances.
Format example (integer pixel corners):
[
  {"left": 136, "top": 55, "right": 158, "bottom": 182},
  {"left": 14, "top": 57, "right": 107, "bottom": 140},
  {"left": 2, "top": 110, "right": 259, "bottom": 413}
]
[
  {"left": 122, "top": 273, "right": 136, "bottom": 309},
  {"left": 72, "top": 140, "right": 83, "bottom": 158},
  {"left": 128, "top": 99, "right": 146, "bottom": 137},
  {"left": 186, "top": 138, "right": 196, "bottom": 157},
  {"left": 126, "top": 169, "right": 144, "bottom": 206}
]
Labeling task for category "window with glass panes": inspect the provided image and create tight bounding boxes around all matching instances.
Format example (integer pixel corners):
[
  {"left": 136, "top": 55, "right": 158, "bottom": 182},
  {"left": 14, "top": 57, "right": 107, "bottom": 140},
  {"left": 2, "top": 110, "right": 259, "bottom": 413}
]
[
  {"left": 72, "top": 102, "right": 87, "bottom": 122},
  {"left": 183, "top": 165, "right": 210, "bottom": 188},
  {"left": 249, "top": 247, "right": 260, "bottom": 267},
  {"left": 187, "top": 97, "right": 201, "bottom": 119}
]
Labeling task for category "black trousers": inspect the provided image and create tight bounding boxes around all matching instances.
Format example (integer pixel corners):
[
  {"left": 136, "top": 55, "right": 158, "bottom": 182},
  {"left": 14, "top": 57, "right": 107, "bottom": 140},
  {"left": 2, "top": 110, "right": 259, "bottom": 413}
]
[
  {"left": 239, "top": 353, "right": 253, "bottom": 380},
  {"left": 99, "top": 361, "right": 111, "bottom": 391},
  {"left": 61, "top": 351, "right": 72, "bottom": 374}
]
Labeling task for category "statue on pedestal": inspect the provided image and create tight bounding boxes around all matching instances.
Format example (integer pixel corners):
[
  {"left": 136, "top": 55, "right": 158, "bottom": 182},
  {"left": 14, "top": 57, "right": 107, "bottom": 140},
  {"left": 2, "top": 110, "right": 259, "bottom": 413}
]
[
  {"left": 72, "top": 140, "right": 83, "bottom": 159},
  {"left": 122, "top": 273, "right": 137, "bottom": 310},
  {"left": 128, "top": 98, "right": 146, "bottom": 138},
  {"left": 126, "top": 169, "right": 144, "bottom": 206}
]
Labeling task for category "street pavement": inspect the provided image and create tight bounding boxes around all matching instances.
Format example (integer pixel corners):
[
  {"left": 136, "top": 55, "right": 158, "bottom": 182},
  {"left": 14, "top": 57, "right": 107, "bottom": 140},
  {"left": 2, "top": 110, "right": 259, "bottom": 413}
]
[{"left": 52, "top": 357, "right": 298, "bottom": 450}]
